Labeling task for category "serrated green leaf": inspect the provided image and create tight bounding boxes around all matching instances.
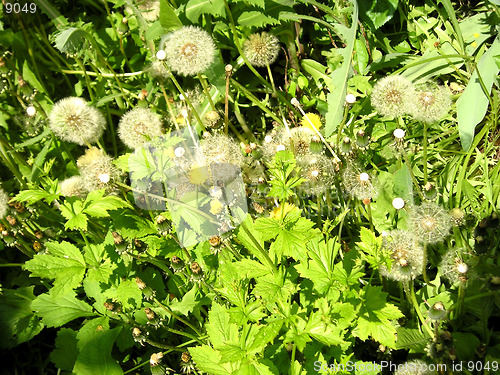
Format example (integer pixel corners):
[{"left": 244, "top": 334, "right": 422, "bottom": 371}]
[
  {"left": 353, "top": 286, "right": 403, "bottom": 347},
  {"left": 234, "top": 259, "right": 270, "bottom": 279},
  {"left": 73, "top": 323, "right": 123, "bottom": 375},
  {"left": 301, "top": 59, "right": 332, "bottom": 86},
  {"left": 185, "top": 0, "right": 225, "bottom": 23},
  {"left": 105, "top": 279, "right": 142, "bottom": 309},
  {"left": 238, "top": 11, "right": 279, "bottom": 27},
  {"left": 457, "top": 38, "right": 500, "bottom": 150},
  {"left": 24, "top": 241, "right": 86, "bottom": 296},
  {"left": 189, "top": 345, "right": 232, "bottom": 375},
  {"left": 169, "top": 286, "right": 199, "bottom": 315},
  {"left": 0, "top": 287, "right": 44, "bottom": 349},
  {"left": 50, "top": 328, "right": 78, "bottom": 371},
  {"left": 84, "top": 242, "right": 117, "bottom": 284},
  {"left": 31, "top": 291, "right": 95, "bottom": 328},
  {"left": 12, "top": 189, "right": 57, "bottom": 205},
  {"left": 83, "top": 194, "right": 131, "bottom": 218},
  {"left": 159, "top": 0, "right": 182, "bottom": 30},
  {"left": 54, "top": 27, "right": 88, "bottom": 54},
  {"left": 395, "top": 327, "right": 428, "bottom": 351},
  {"left": 206, "top": 303, "right": 239, "bottom": 350}
]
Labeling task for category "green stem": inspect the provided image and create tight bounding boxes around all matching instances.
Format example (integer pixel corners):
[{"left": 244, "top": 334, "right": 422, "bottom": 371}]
[
  {"left": 422, "top": 242, "right": 429, "bottom": 284},
  {"left": 154, "top": 297, "right": 202, "bottom": 336},
  {"left": 423, "top": 122, "right": 429, "bottom": 185},
  {"left": 169, "top": 72, "right": 205, "bottom": 130},
  {"left": 240, "top": 221, "right": 277, "bottom": 274},
  {"left": 406, "top": 281, "right": 434, "bottom": 338},
  {"left": 198, "top": 73, "right": 216, "bottom": 111}
]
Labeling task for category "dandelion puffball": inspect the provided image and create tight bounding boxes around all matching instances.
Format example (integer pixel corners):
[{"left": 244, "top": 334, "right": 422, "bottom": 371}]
[
  {"left": 118, "top": 107, "right": 163, "bottom": 149},
  {"left": 392, "top": 197, "right": 405, "bottom": 209},
  {"left": 371, "top": 75, "right": 415, "bottom": 118},
  {"left": 48, "top": 97, "right": 106, "bottom": 146},
  {"left": 161, "top": 26, "right": 216, "bottom": 76},
  {"left": 243, "top": 32, "right": 280, "bottom": 67}
]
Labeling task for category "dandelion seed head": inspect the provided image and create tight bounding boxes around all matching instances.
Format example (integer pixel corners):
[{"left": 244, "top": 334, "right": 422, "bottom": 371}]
[
  {"left": 77, "top": 148, "right": 119, "bottom": 192},
  {"left": 118, "top": 108, "right": 163, "bottom": 149},
  {"left": 371, "top": 75, "right": 415, "bottom": 118},
  {"left": 174, "top": 147, "right": 185, "bottom": 158},
  {"left": 155, "top": 49, "right": 166, "bottom": 60},
  {"left": 393, "top": 128, "right": 406, "bottom": 139},
  {"left": 392, "top": 197, "right": 405, "bottom": 209},
  {"left": 48, "top": 97, "right": 106, "bottom": 146},
  {"left": 439, "top": 248, "right": 470, "bottom": 284},
  {"left": 198, "top": 133, "right": 243, "bottom": 166},
  {"left": 342, "top": 165, "right": 378, "bottom": 200},
  {"left": 243, "top": 32, "right": 280, "bottom": 67},
  {"left": 409, "top": 84, "right": 452, "bottom": 123},
  {"left": 136, "top": 0, "right": 160, "bottom": 21},
  {"left": 26, "top": 106, "right": 36, "bottom": 117},
  {"left": 409, "top": 202, "right": 452, "bottom": 244},
  {"left": 162, "top": 26, "right": 216, "bottom": 76},
  {"left": 276, "top": 144, "right": 286, "bottom": 152},
  {"left": 379, "top": 230, "right": 424, "bottom": 282},
  {"left": 59, "top": 176, "right": 86, "bottom": 198}
]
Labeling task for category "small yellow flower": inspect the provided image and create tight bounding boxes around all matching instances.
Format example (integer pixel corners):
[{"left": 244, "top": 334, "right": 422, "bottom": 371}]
[
  {"left": 188, "top": 163, "right": 210, "bottom": 185},
  {"left": 210, "top": 199, "right": 223, "bottom": 215},
  {"left": 300, "top": 113, "right": 322, "bottom": 131},
  {"left": 270, "top": 203, "right": 297, "bottom": 220}
]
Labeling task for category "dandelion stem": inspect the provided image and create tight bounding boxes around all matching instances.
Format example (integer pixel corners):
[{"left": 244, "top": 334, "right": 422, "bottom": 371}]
[
  {"left": 197, "top": 73, "right": 216, "bottom": 112},
  {"left": 456, "top": 281, "right": 466, "bottom": 320},
  {"left": 366, "top": 202, "right": 374, "bottom": 232},
  {"left": 169, "top": 72, "right": 205, "bottom": 131},
  {"left": 406, "top": 281, "right": 434, "bottom": 338},
  {"left": 224, "top": 66, "right": 232, "bottom": 135},
  {"left": 60, "top": 69, "right": 145, "bottom": 77},
  {"left": 423, "top": 122, "right": 429, "bottom": 185},
  {"left": 145, "top": 339, "right": 184, "bottom": 351}
]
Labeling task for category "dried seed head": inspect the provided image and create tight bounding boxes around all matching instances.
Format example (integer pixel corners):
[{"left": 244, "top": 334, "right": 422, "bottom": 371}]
[
  {"left": 408, "top": 84, "right": 451, "bottom": 123},
  {"left": 298, "top": 154, "right": 338, "bottom": 196},
  {"left": 77, "top": 148, "right": 119, "bottom": 192},
  {"left": 171, "top": 255, "right": 185, "bottom": 272},
  {"left": 137, "top": 0, "right": 160, "bottom": 22},
  {"left": 409, "top": 202, "right": 452, "bottom": 244},
  {"left": 379, "top": 230, "right": 424, "bottom": 282},
  {"left": 59, "top": 176, "right": 86, "bottom": 198},
  {"left": 198, "top": 133, "right": 243, "bottom": 166},
  {"left": 118, "top": 108, "right": 163, "bottom": 149},
  {"left": 48, "top": 97, "right": 106, "bottom": 145},
  {"left": 342, "top": 165, "right": 378, "bottom": 200},
  {"left": 161, "top": 26, "right": 216, "bottom": 76},
  {"left": 243, "top": 32, "right": 280, "bottom": 67},
  {"left": 439, "top": 248, "right": 470, "bottom": 284},
  {"left": 371, "top": 75, "right": 415, "bottom": 118}
]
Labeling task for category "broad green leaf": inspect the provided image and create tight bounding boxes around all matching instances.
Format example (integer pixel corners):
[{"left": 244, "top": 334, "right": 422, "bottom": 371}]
[
  {"left": 325, "top": 0, "right": 358, "bottom": 136},
  {"left": 59, "top": 198, "right": 87, "bottom": 230},
  {"left": 24, "top": 241, "right": 86, "bottom": 296},
  {"left": 189, "top": 345, "right": 232, "bottom": 375},
  {"left": 159, "top": 0, "right": 182, "bottom": 30},
  {"left": 457, "top": 38, "right": 500, "bottom": 150},
  {"left": 31, "top": 291, "right": 95, "bottom": 328},
  {"left": 109, "top": 209, "right": 157, "bottom": 239},
  {"left": 246, "top": 322, "right": 282, "bottom": 354},
  {"left": 253, "top": 267, "right": 295, "bottom": 303},
  {"left": 393, "top": 165, "right": 413, "bottom": 204},
  {"left": 83, "top": 191, "right": 131, "bottom": 218},
  {"left": 0, "top": 287, "right": 44, "bottom": 348},
  {"left": 50, "top": 328, "right": 78, "bottom": 371},
  {"left": 105, "top": 279, "right": 143, "bottom": 309},
  {"left": 352, "top": 286, "right": 403, "bottom": 347},
  {"left": 54, "top": 27, "right": 88, "bottom": 54},
  {"left": 169, "top": 286, "right": 200, "bottom": 315},
  {"left": 206, "top": 303, "right": 239, "bottom": 350},
  {"left": 359, "top": 0, "right": 399, "bottom": 29},
  {"left": 145, "top": 21, "right": 165, "bottom": 41},
  {"left": 84, "top": 242, "right": 117, "bottom": 284},
  {"left": 234, "top": 259, "right": 270, "bottom": 279},
  {"left": 185, "top": 0, "right": 225, "bottom": 23},
  {"left": 73, "top": 324, "right": 123, "bottom": 375},
  {"left": 238, "top": 11, "right": 280, "bottom": 27}
]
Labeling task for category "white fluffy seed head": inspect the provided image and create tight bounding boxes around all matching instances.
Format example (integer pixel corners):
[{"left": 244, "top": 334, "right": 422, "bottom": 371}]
[
  {"left": 392, "top": 197, "right": 405, "bottom": 209},
  {"left": 161, "top": 26, "right": 216, "bottom": 76},
  {"left": 0, "top": 188, "right": 9, "bottom": 219},
  {"left": 457, "top": 262, "right": 468, "bottom": 274},
  {"left": 59, "top": 176, "right": 86, "bottom": 198},
  {"left": 371, "top": 75, "right": 415, "bottom": 118},
  {"left": 242, "top": 32, "right": 280, "bottom": 67},
  {"left": 48, "top": 97, "right": 106, "bottom": 146},
  {"left": 118, "top": 107, "right": 163, "bottom": 149},
  {"left": 359, "top": 172, "right": 370, "bottom": 182},
  {"left": 276, "top": 144, "right": 286, "bottom": 152},
  {"left": 393, "top": 128, "right": 406, "bottom": 139}
]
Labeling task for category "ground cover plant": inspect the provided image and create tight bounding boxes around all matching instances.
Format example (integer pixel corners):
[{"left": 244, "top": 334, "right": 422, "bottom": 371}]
[{"left": 0, "top": 0, "right": 500, "bottom": 374}]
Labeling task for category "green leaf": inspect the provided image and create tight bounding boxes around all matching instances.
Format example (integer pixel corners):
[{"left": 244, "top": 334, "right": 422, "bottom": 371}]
[
  {"left": 105, "top": 279, "right": 143, "bottom": 309},
  {"left": 238, "top": 11, "right": 280, "bottom": 27},
  {"left": 84, "top": 242, "right": 117, "bottom": 284},
  {"left": 206, "top": 303, "right": 239, "bottom": 350},
  {"left": 50, "top": 328, "right": 79, "bottom": 371},
  {"left": 457, "top": 38, "right": 500, "bottom": 150},
  {"left": 185, "top": 0, "right": 225, "bottom": 23},
  {"left": 31, "top": 291, "right": 95, "bottom": 328},
  {"left": 358, "top": 0, "right": 398, "bottom": 29},
  {"left": 159, "top": 0, "right": 182, "bottom": 30},
  {"left": 0, "top": 287, "right": 44, "bottom": 348},
  {"left": 352, "top": 286, "right": 403, "bottom": 347},
  {"left": 59, "top": 198, "right": 87, "bottom": 230},
  {"left": 189, "top": 346, "right": 232, "bottom": 375},
  {"left": 73, "top": 324, "right": 123, "bottom": 375},
  {"left": 393, "top": 165, "right": 413, "bottom": 204},
  {"left": 24, "top": 241, "right": 86, "bottom": 296},
  {"left": 54, "top": 27, "right": 88, "bottom": 54},
  {"left": 355, "top": 228, "right": 388, "bottom": 271},
  {"left": 169, "top": 286, "right": 200, "bottom": 315},
  {"left": 12, "top": 188, "right": 57, "bottom": 205},
  {"left": 295, "top": 237, "right": 339, "bottom": 294},
  {"left": 22, "top": 60, "right": 45, "bottom": 94},
  {"left": 83, "top": 191, "right": 131, "bottom": 218},
  {"left": 395, "top": 327, "right": 428, "bottom": 351},
  {"left": 234, "top": 259, "right": 270, "bottom": 279},
  {"left": 325, "top": 0, "right": 358, "bottom": 136}
]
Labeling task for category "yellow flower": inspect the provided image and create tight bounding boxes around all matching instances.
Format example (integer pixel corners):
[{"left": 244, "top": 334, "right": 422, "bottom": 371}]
[
  {"left": 270, "top": 203, "right": 297, "bottom": 220},
  {"left": 210, "top": 199, "right": 223, "bottom": 215},
  {"left": 188, "top": 163, "right": 210, "bottom": 185},
  {"left": 300, "top": 113, "right": 322, "bottom": 131}
]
